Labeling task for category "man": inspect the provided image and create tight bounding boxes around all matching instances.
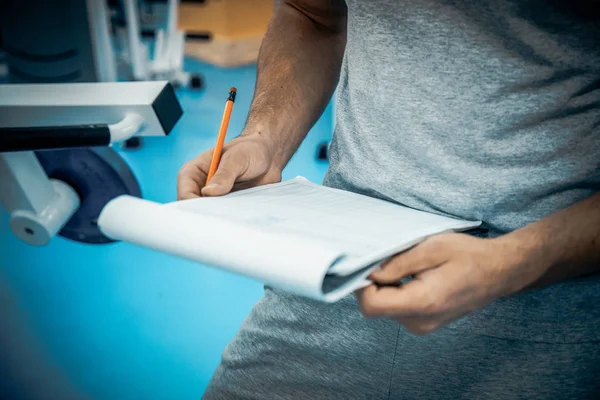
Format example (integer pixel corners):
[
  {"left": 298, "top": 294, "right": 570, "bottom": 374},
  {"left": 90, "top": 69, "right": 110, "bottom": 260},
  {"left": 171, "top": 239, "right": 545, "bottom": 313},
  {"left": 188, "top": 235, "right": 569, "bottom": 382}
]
[{"left": 178, "top": 1, "right": 600, "bottom": 398}]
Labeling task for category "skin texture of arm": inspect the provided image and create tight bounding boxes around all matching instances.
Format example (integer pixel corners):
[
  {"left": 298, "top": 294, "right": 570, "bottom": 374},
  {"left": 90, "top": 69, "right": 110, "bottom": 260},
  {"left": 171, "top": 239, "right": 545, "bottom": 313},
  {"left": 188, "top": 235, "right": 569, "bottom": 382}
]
[
  {"left": 243, "top": 0, "right": 348, "bottom": 170},
  {"left": 499, "top": 191, "right": 600, "bottom": 292}
]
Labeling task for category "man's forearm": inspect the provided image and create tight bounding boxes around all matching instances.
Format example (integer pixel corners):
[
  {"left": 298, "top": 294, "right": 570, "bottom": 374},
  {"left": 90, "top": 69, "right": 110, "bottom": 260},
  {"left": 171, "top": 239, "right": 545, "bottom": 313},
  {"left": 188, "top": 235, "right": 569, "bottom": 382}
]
[
  {"left": 498, "top": 192, "right": 600, "bottom": 293},
  {"left": 242, "top": 0, "right": 347, "bottom": 170}
]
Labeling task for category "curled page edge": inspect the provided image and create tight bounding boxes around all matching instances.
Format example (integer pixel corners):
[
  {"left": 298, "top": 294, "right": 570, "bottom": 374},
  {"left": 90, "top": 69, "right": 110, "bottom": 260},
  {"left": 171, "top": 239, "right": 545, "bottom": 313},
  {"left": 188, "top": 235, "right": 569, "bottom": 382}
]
[{"left": 98, "top": 195, "right": 346, "bottom": 300}]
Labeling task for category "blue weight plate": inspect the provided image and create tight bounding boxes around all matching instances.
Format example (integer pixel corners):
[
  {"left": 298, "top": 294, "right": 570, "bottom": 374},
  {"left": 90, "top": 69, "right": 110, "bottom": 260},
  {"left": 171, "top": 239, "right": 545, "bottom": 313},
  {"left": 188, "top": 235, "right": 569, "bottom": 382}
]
[{"left": 35, "top": 147, "right": 142, "bottom": 244}]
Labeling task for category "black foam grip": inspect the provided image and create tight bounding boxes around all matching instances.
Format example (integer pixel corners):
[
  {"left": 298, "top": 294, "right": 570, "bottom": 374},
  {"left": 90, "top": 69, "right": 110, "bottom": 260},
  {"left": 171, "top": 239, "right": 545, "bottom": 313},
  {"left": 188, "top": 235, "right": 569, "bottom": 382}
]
[{"left": 0, "top": 124, "right": 111, "bottom": 152}]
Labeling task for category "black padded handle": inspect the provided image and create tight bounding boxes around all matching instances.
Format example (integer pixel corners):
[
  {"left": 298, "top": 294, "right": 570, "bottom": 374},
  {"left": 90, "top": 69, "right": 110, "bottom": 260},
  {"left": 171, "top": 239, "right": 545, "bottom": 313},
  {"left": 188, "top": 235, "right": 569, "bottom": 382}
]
[{"left": 0, "top": 124, "right": 111, "bottom": 152}]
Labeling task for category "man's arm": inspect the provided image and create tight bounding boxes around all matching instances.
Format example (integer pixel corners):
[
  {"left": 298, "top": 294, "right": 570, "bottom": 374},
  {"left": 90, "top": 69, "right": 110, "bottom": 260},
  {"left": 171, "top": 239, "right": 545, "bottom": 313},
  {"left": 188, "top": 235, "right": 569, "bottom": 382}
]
[
  {"left": 177, "top": 0, "right": 347, "bottom": 199},
  {"left": 498, "top": 191, "right": 600, "bottom": 293},
  {"left": 244, "top": 0, "right": 347, "bottom": 170}
]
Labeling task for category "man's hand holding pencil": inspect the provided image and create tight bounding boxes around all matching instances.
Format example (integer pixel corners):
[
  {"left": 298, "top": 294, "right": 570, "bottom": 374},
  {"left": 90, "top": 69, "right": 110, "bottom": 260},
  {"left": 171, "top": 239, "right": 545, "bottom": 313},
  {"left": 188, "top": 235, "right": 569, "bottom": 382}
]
[{"left": 177, "top": 88, "right": 282, "bottom": 200}]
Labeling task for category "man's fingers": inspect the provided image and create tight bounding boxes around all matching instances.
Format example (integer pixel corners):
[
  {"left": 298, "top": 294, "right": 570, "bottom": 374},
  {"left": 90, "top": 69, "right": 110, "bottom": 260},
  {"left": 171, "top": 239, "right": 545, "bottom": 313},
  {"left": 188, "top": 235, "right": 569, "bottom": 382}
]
[
  {"left": 357, "top": 279, "right": 443, "bottom": 318},
  {"left": 201, "top": 152, "right": 248, "bottom": 197},
  {"left": 178, "top": 183, "right": 201, "bottom": 200},
  {"left": 177, "top": 142, "right": 257, "bottom": 199},
  {"left": 177, "top": 161, "right": 207, "bottom": 200},
  {"left": 369, "top": 235, "right": 450, "bottom": 284}
]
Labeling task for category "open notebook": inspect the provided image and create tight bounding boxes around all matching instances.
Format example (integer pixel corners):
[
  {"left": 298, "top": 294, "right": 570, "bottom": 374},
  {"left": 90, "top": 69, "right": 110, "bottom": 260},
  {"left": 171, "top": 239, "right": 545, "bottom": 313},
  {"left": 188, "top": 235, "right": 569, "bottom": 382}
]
[{"left": 97, "top": 177, "right": 480, "bottom": 302}]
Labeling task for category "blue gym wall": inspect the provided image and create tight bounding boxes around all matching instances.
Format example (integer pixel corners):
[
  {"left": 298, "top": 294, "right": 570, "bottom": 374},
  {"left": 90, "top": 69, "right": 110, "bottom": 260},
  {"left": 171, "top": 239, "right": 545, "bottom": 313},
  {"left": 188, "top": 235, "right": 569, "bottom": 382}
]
[{"left": 0, "top": 59, "right": 333, "bottom": 399}]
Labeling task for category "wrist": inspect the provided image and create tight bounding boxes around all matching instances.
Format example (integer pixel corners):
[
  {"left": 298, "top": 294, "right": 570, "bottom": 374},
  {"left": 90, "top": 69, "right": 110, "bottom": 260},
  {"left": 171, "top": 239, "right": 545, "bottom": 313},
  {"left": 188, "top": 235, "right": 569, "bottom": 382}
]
[
  {"left": 240, "top": 126, "right": 288, "bottom": 174},
  {"left": 491, "top": 231, "right": 550, "bottom": 296}
]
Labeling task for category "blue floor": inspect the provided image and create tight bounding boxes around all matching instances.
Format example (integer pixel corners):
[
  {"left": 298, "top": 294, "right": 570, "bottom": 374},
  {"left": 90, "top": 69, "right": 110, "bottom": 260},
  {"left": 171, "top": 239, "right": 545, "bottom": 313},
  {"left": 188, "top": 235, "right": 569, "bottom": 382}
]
[{"left": 0, "top": 59, "right": 332, "bottom": 399}]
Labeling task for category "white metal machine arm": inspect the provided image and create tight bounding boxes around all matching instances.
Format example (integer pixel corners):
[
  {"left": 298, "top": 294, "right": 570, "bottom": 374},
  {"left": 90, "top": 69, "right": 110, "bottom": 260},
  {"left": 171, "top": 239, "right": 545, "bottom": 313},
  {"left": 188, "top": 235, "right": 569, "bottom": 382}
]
[{"left": 0, "top": 81, "right": 183, "bottom": 246}]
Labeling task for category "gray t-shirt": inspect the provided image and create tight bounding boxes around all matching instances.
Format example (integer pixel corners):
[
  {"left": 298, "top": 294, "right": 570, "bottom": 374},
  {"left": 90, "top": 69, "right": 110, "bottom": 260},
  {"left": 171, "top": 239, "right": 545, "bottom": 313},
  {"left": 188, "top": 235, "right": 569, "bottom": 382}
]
[{"left": 323, "top": 0, "right": 600, "bottom": 342}]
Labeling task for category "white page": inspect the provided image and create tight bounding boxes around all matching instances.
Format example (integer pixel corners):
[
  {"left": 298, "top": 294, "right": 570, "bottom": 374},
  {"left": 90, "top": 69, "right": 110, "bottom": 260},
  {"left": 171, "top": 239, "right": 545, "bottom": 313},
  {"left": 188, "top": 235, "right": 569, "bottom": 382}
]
[
  {"left": 171, "top": 177, "right": 480, "bottom": 276},
  {"left": 98, "top": 195, "right": 346, "bottom": 299}
]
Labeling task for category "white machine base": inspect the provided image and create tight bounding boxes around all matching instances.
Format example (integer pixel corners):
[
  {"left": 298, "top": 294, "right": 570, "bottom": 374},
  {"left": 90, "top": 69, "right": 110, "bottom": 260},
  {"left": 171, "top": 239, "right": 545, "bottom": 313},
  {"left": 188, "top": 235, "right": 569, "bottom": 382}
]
[
  {"left": 10, "top": 180, "right": 80, "bottom": 246},
  {"left": 0, "top": 152, "right": 80, "bottom": 246}
]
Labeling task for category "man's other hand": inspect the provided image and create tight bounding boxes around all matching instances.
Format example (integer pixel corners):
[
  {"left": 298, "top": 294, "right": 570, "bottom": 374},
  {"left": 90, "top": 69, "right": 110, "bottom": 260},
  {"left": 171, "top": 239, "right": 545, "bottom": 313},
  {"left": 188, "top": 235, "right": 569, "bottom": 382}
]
[{"left": 356, "top": 233, "right": 542, "bottom": 335}]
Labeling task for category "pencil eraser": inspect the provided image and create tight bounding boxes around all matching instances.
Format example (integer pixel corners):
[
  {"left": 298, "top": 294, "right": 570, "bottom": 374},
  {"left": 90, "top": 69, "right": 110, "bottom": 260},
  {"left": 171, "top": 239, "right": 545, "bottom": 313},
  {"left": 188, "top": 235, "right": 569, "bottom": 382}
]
[{"left": 230, "top": 87, "right": 237, "bottom": 93}]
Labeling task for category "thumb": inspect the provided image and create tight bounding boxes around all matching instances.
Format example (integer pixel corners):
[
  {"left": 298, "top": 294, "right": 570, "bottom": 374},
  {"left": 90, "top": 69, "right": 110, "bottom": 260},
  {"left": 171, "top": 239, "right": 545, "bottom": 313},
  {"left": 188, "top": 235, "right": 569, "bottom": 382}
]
[
  {"left": 201, "top": 152, "right": 247, "bottom": 196},
  {"left": 369, "top": 236, "right": 449, "bottom": 284}
]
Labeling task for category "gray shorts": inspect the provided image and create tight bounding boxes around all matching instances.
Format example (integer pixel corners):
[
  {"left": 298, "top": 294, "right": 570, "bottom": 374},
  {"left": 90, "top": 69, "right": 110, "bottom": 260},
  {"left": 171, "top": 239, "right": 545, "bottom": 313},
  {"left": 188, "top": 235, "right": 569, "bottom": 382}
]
[{"left": 202, "top": 288, "right": 600, "bottom": 400}]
